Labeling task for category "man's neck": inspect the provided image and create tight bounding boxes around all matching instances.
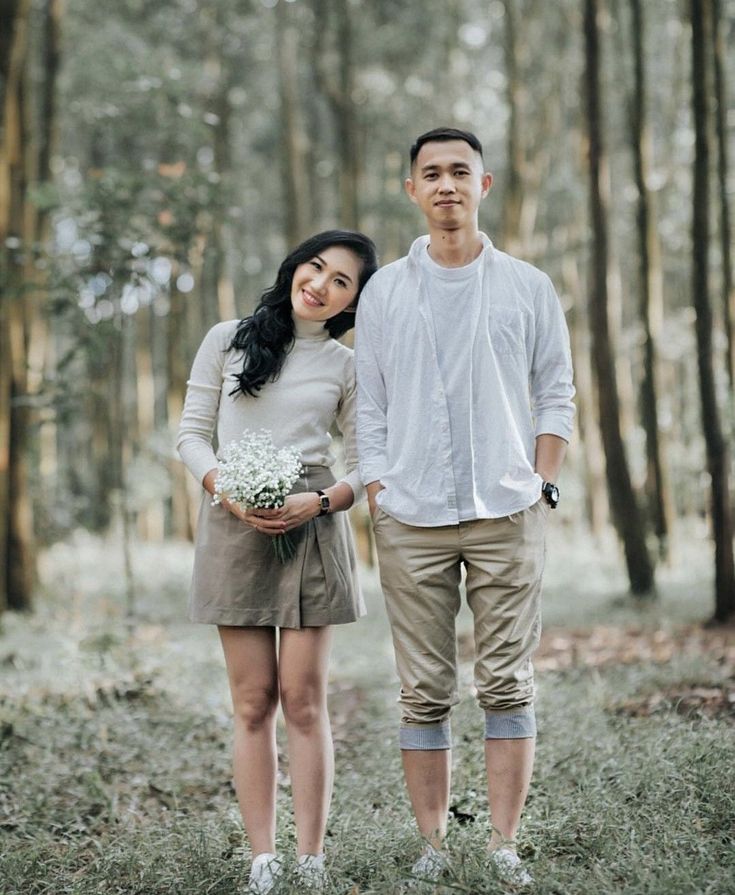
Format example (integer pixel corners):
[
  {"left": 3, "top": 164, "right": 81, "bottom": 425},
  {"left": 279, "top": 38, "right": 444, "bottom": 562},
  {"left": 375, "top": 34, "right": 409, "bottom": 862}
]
[{"left": 426, "top": 227, "right": 484, "bottom": 269}]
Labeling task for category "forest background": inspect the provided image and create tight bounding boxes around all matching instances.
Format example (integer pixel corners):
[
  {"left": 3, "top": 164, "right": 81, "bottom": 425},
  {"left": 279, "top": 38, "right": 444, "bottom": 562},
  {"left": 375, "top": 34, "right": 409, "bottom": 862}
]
[{"left": 1, "top": 1, "right": 734, "bottom": 893}]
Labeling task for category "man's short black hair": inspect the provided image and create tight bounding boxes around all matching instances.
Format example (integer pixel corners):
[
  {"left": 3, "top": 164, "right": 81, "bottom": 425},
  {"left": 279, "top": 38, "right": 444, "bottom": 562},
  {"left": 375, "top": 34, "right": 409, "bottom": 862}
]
[{"left": 409, "top": 127, "right": 484, "bottom": 167}]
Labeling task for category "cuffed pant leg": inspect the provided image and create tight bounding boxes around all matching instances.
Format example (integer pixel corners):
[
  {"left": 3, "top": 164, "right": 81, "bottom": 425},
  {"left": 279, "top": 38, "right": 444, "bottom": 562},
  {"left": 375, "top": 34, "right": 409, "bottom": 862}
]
[
  {"left": 461, "top": 503, "right": 547, "bottom": 727},
  {"left": 484, "top": 706, "right": 537, "bottom": 739},
  {"left": 373, "top": 513, "right": 462, "bottom": 740},
  {"left": 399, "top": 720, "right": 453, "bottom": 750}
]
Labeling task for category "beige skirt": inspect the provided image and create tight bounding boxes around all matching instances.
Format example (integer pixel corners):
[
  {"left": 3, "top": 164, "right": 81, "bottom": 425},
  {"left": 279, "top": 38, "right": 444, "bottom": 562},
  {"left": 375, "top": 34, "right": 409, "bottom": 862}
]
[{"left": 189, "top": 466, "right": 365, "bottom": 629}]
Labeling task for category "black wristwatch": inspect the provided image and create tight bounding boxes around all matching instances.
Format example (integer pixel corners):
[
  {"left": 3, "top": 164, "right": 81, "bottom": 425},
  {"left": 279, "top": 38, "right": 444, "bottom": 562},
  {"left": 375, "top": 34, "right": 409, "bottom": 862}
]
[
  {"left": 541, "top": 481, "right": 560, "bottom": 509},
  {"left": 316, "top": 490, "right": 331, "bottom": 516}
]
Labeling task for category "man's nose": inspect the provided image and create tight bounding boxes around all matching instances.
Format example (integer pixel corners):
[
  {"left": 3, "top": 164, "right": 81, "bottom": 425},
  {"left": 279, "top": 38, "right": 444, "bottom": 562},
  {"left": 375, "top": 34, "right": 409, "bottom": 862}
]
[{"left": 437, "top": 173, "right": 456, "bottom": 192}]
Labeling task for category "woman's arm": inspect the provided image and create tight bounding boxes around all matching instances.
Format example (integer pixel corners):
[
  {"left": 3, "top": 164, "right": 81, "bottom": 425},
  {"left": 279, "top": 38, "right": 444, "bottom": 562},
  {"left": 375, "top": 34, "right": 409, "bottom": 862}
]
[{"left": 177, "top": 322, "right": 233, "bottom": 484}]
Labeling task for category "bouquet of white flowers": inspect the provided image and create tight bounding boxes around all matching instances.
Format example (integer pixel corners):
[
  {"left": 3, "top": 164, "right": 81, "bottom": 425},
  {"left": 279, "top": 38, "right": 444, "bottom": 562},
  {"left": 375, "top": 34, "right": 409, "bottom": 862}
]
[{"left": 212, "top": 429, "right": 304, "bottom": 563}]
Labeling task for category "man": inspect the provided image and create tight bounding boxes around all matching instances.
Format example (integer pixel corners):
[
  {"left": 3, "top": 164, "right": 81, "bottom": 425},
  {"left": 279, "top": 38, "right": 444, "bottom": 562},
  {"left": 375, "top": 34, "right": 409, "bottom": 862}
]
[{"left": 355, "top": 127, "right": 575, "bottom": 885}]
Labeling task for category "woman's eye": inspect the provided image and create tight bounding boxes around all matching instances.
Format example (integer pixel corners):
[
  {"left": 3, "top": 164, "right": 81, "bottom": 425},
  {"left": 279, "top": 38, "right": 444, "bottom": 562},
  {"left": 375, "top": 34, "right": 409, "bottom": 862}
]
[
  {"left": 310, "top": 260, "right": 321, "bottom": 270},
  {"left": 335, "top": 278, "right": 347, "bottom": 288}
]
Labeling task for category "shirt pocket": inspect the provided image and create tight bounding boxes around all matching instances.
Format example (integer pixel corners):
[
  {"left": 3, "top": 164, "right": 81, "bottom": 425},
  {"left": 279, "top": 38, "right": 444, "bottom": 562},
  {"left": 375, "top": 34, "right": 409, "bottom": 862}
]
[{"left": 487, "top": 305, "right": 526, "bottom": 357}]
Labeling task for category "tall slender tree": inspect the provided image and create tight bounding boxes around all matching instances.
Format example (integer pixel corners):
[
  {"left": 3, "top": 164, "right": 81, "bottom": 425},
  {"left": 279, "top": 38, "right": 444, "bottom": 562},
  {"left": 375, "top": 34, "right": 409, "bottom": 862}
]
[
  {"left": 583, "top": 0, "right": 655, "bottom": 595},
  {"left": 710, "top": 0, "right": 734, "bottom": 393},
  {"left": 501, "top": 0, "right": 525, "bottom": 255},
  {"left": 625, "top": 0, "right": 673, "bottom": 558},
  {"left": 689, "top": 0, "right": 735, "bottom": 622},
  {"left": 312, "top": 0, "right": 360, "bottom": 229},
  {"left": 1, "top": 0, "right": 36, "bottom": 612},
  {"left": 277, "top": 0, "right": 312, "bottom": 246}
]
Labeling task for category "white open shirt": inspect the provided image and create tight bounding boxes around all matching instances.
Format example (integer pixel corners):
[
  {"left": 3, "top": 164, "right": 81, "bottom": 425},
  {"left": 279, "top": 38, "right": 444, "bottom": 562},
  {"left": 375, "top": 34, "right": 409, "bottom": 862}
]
[{"left": 355, "top": 234, "right": 576, "bottom": 526}]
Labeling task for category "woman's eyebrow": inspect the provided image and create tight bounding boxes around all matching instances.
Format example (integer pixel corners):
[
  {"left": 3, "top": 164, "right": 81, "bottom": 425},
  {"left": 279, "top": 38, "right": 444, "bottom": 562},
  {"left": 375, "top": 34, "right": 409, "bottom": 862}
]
[{"left": 314, "top": 255, "right": 354, "bottom": 284}]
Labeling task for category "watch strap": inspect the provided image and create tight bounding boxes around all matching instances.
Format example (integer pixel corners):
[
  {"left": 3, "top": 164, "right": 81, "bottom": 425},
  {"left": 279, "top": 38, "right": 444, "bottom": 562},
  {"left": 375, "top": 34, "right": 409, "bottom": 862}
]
[{"left": 316, "top": 489, "right": 330, "bottom": 516}]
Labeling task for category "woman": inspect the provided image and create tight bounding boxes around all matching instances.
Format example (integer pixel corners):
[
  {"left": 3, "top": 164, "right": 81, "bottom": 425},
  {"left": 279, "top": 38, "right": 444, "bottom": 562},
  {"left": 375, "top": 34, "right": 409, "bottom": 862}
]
[{"left": 177, "top": 230, "right": 377, "bottom": 893}]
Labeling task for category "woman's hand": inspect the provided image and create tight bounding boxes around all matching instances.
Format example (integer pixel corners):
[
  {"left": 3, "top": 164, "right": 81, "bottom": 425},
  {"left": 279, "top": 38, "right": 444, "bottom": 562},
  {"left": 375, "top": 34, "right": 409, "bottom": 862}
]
[{"left": 243, "top": 493, "right": 322, "bottom": 536}]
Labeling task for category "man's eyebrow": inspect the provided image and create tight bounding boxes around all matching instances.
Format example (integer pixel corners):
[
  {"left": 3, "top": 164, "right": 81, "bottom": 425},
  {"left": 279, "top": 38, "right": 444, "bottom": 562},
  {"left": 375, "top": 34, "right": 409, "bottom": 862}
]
[
  {"left": 420, "top": 161, "right": 472, "bottom": 173},
  {"left": 314, "top": 254, "right": 354, "bottom": 284}
]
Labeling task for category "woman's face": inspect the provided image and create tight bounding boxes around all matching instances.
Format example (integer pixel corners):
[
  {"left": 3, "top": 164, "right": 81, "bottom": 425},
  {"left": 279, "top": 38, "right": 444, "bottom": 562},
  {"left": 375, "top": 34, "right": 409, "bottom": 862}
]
[{"left": 290, "top": 246, "right": 362, "bottom": 322}]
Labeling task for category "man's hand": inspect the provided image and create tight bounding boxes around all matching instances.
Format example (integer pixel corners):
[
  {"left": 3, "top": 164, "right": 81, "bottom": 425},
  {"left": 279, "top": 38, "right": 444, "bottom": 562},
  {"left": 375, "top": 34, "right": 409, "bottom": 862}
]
[{"left": 366, "top": 480, "right": 386, "bottom": 519}]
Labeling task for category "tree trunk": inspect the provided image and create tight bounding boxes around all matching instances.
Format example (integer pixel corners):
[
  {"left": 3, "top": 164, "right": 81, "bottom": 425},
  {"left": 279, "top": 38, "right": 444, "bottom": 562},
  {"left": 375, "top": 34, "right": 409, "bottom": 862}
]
[
  {"left": 0, "top": 0, "right": 35, "bottom": 612},
  {"left": 312, "top": 0, "right": 360, "bottom": 230},
  {"left": 562, "top": 256, "right": 608, "bottom": 538},
  {"left": 501, "top": 0, "right": 524, "bottom": 255},
  {"left": 276, "top": 0, "right": 312, "bottom": 246},
  {"left": 626, "top": 0, "right": 673, "bottom": 559},
  {"left": 711, "top": 0, "right": 734, "bottom": 392},
  {"left": 583, "top": 0, "right": 655, "bottom": 595},
  {"left": 167, "top": 279, "right": 196, "bottom": 541},
  {"left": 689, "top": 0, "right": 735, "bottom": 623}
]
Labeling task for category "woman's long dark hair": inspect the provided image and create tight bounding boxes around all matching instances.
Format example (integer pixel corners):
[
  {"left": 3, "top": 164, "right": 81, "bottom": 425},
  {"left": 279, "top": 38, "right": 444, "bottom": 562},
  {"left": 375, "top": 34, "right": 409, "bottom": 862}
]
[{"left": 229, "top": 230, "right": 378, "bottom": 397}]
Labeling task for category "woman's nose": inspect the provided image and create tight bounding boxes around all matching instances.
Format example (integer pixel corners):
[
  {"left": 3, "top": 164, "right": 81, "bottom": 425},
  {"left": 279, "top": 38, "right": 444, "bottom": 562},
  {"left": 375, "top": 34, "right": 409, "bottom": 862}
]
[{"left": 310, "top": 273, "right": 328, "bottom": 292}]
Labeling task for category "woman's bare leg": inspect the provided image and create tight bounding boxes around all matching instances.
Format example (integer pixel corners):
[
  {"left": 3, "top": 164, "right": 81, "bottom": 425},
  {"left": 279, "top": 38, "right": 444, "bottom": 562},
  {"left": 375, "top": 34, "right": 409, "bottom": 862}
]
[
  {"left": 219, "top": 626, "right": 279, "bottom": 856},
  {"left": 278, "top": 626, "right": 334, "bottom": 856}
]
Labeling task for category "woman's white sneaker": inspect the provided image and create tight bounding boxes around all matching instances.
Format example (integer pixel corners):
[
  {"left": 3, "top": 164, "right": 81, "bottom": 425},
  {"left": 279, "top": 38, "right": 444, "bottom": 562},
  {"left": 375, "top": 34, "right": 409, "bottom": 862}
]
[
  {"left": 296, "top": 853, "right": 328, "bottom": 890},
  {"left": 247, "top": 853, "right": 283, "bottom": 894},
  {"left": 408, "top": 844, "right": 449, "bottom": 885},
  {"left": 488, "top": 847, "right": 533, "bottom": 886}
]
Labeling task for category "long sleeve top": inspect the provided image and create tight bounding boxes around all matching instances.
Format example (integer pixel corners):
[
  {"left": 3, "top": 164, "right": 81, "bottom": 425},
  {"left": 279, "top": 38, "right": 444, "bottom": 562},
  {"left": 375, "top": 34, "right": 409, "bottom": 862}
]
[
  {"left": 355, "top": 234, "right": 575, "bottom": 526},
  {"left": 177, "top": 316, "right": 363, "bottom": 499}
]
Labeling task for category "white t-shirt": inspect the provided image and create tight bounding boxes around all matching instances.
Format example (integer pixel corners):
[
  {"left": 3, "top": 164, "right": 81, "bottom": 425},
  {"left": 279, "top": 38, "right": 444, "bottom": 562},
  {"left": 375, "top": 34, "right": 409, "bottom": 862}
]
[{"left": 420, "top": 244, "right": 485, "bottom": 521}]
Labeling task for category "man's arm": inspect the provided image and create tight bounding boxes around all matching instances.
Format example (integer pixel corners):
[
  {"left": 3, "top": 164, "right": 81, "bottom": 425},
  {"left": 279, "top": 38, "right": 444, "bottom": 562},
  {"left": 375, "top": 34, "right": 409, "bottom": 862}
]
[
  {"left": 530, "top": 275, "right": 576, "bottom": 450},
  {"left": 534, "top": 433, "right": 567, "bottom": 483},
  {"left": 355, "top": 282, "right": 389, "bottom": 507}
]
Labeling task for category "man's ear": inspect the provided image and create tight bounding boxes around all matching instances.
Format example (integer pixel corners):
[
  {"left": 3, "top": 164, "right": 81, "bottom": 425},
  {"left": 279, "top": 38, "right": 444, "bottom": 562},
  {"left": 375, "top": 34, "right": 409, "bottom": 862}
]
[
  {"left": 405, "top": 177, "right": 418, "bottom": 205},
  {"left": 481, "top": 171, "right": 493, "bottom": 198}
]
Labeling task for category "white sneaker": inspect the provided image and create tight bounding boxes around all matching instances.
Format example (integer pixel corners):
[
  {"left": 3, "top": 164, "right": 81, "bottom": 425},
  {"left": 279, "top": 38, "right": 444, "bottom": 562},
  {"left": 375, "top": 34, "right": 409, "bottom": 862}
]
[
  {"left": 296, "top": 853, "right": 328, "bottom": 890},
  {"left": 489, "top": 847, "right": 533, "bottom": 886},
  {"left": 408, "top": 844, "right": 449, "bottom": 885},
  {"left": 248, "top": 852, "right": 283, "bottom": 894}
]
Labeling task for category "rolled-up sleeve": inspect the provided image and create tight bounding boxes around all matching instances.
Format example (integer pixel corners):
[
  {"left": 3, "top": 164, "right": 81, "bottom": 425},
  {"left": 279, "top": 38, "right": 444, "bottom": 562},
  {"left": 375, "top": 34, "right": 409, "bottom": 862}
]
[
  {"left": 355, "top": 283, "right": 389, "bottom": 485},
  {"left": 530, "top": 276, "right": 576, "bottom": 442}
]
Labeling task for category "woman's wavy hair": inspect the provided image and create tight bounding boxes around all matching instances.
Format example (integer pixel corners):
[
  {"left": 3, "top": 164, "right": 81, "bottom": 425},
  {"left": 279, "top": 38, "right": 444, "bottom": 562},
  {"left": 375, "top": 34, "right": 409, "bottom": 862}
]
[{"left": 229, "top": 230, "right": 378, "bottom": 398}]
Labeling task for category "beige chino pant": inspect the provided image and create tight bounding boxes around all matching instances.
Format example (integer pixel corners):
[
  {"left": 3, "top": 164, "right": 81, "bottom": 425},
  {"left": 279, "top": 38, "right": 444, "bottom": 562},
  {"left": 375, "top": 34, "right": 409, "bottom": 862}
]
[{"left": 372, "top": 499, "right": 549, "bottom": 749}]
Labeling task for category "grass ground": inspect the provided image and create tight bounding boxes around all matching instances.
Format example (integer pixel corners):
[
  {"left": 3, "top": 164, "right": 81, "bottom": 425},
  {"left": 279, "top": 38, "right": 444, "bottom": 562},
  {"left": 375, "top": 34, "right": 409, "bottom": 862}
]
[{"left": 0, "top": 522, "right": 733, "bottom": 894}]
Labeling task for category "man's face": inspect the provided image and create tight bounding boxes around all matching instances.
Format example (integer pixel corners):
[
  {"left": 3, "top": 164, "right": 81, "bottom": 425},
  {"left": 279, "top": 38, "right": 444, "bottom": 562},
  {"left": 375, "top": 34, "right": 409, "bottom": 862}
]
[{"left": 405, "top": 139, "right": 492, "bottom": 231}]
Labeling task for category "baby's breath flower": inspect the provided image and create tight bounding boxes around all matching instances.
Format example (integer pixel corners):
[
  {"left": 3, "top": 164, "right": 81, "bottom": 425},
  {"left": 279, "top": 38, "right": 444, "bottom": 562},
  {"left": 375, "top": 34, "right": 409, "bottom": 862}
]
[{"left": 212, "top": 429, "right": 304, "bottom": 563}]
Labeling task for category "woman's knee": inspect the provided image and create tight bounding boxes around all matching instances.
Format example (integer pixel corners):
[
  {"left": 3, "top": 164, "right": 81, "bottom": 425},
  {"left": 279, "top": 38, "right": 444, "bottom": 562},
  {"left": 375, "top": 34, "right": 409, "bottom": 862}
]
[
  {"left": 280, "top": 684, "right": 326, "bottom": 732},
  {"left": 232, "top": 684, "right": 279, "bottom": 731}
]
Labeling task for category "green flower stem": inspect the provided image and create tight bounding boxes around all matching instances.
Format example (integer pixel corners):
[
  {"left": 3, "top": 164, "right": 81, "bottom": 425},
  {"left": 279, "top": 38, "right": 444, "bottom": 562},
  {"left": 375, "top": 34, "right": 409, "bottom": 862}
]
[{"left": 272, "top": 532, "right": 297, "bottom": 564}]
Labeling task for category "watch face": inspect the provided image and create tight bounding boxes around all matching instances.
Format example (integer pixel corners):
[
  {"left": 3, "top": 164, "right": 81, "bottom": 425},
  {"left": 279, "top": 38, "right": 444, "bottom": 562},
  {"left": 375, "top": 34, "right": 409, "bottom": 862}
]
[
  {"left": 319, "top": 495, "right": 330, "bottom": 511},
  {"left": 550, "top": 485, "right": 559, "bottom": 502}
]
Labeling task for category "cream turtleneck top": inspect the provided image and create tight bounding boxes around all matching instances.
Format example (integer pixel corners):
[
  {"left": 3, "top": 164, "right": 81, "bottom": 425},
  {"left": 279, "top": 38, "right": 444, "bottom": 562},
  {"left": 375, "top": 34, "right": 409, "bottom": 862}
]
[{"left": 177, "top": 316, "right": 363, "bottom": 500}]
